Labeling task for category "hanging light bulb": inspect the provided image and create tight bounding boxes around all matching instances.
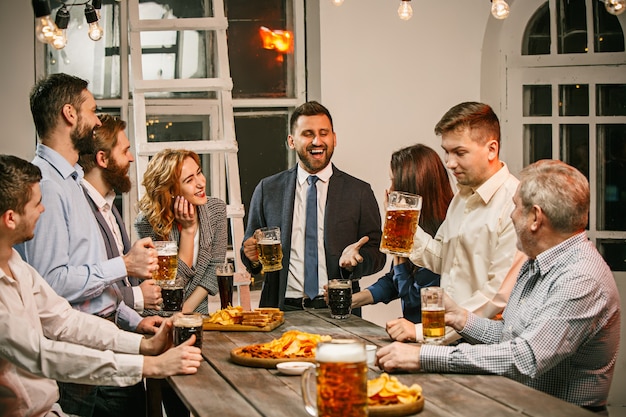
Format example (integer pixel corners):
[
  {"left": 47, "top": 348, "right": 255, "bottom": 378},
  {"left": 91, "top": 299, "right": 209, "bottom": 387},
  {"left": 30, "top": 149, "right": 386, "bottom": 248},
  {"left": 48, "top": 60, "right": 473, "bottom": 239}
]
[
  {"left": 604, "top": 0, "right": 625, "bottom": 15},
  {"left": 491, "top": 0, "right": 510, "bottom": 19},
  {"left": 51, "top": 5, "right": 70, "bottom": 50},
  {"left": 84, "top": 4, "right": 103, "bottom": 41},
  {"left": 331, "top": 0, "right": 344, "bottom": 5},
  {"left": 32, "top": 0, "right": 57, "bottom": 44},
  {"left": 398, "top": 0, "right": 413, "bottom": 20}
]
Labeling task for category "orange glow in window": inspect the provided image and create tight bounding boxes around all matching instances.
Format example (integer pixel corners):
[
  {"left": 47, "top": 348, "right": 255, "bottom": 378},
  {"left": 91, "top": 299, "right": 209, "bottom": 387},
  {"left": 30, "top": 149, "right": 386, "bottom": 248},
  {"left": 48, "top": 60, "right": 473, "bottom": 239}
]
[{"left": 259, "top": 26, "right": 294, "bottom": 54}]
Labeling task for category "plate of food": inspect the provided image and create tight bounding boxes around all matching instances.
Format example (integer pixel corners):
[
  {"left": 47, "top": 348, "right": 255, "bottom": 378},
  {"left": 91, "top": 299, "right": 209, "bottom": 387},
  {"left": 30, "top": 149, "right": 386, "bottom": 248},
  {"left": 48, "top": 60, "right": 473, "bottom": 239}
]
[
  {"left": 368, "top": 373, "right": 424, "bottom": 417},
  {"left": 276, "top": 361, "right": 316, "bottom": 376},
  {"left": 204, "top": 306, "right": 285, "bottom": 332},
  {"left": 230, "top": 330, "right": 331, "bottom": 368}
]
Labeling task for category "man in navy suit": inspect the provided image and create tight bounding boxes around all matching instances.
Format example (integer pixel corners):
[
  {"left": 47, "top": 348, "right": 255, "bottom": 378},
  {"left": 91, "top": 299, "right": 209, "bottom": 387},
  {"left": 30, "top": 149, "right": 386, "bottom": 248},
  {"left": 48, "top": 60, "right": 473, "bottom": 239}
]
[{"left": 241, "top": 101, "right": 386, "bottom": 313}]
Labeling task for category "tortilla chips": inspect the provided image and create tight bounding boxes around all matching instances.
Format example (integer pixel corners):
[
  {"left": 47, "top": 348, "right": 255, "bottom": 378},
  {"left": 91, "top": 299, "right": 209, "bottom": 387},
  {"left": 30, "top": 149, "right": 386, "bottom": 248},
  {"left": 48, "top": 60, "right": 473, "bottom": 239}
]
[
  {"left": 368, "top": 373, "right": 422, "bottom": 406},
  {"left": 238, "top": 330, "right": 331, "bottom": 359},
  {"left": 206, "top": 306, "right": 244, "bottom": 325}
]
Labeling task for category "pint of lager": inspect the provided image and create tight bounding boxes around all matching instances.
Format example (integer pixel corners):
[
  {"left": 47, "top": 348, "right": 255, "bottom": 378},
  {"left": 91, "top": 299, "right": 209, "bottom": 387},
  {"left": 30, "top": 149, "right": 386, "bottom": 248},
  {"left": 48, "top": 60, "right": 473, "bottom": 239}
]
[
  {"left": 153, "top": 240, "right": 178, "bottom": 285},
  {"left": 301, "top": 340, "right": 367, "bottom": 417},
  {"left": 255, "top": 227, "right": 283, "bottom": 272},
  {"left": 173, "top": 312, "right": 203, "bottom": 349},
  {"left": 380, "top": 191, "right": 422, "bottom": 257},
  {"left": 421, "top": 287, "right": 445, "bottom": 344}
]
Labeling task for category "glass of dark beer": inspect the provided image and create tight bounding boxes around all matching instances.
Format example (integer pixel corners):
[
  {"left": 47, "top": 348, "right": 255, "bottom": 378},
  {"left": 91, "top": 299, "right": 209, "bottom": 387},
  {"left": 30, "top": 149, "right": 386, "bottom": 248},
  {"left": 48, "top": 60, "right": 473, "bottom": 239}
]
[
  {"left": 254, "top": 227, "right": 283, "bottom": 272},
  {"left": 328, "top": 279, "right": 352, "bottom": 319},
  {"left": 380, "top": 191, "right": 422, "bottom": 257},
  {"left": 215, "top": 262, "right": 234, "bottom": 309},
  {"left": 173, "top": 312, "right": 203, "bottom": 349},
  {"left": 301, "top": 339, "right": 367, "bottom": 417},
  {"left": 161, "top": 281, "right": 184, "bottom": 315}
]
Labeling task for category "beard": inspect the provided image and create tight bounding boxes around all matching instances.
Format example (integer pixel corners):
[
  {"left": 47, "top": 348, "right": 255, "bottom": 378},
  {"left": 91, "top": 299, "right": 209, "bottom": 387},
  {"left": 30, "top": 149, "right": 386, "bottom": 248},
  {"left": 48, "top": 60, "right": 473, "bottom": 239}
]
[
  {"left": 296, "top": 146, "right": 333, "bottom": 173},
  {"left": 102, "top": 158, "right": 132, "bottom": 193},
  {"left": 71, "top": 116, "right": 96, "bottom": 155}
]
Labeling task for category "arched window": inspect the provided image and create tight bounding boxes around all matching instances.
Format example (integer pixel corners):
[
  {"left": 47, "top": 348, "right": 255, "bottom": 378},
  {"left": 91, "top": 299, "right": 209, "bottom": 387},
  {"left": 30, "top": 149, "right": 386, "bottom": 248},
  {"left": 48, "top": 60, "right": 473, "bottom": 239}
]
[{"left": 506, "top": 0, "right": 626, "bottom": 273}]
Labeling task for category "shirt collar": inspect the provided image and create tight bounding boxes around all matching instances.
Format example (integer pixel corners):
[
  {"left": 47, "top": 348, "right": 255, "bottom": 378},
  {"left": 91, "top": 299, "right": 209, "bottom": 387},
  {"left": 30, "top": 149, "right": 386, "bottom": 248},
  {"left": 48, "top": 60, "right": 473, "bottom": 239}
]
[
  {"left": 81, "top": 178, "right": 113, "bottom": 211},
  {"left": 297, "top": 163, "right": 333, "bottom": 185},
  {"left": 36, "top": 143, "right": 84, "bottom": 181},
  {"left": 458, "top": 162, "right": 511, "bottom": 204},
  {"left": 533, "top": 231, "right": 588, "bottom": 273}
]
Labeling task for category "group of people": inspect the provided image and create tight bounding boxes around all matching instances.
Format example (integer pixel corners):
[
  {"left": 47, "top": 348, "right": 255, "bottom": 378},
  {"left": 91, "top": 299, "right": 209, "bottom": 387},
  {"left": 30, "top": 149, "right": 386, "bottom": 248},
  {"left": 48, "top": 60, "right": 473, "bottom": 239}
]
[{"left": 0, "top": 71, "right": 620, "bottom": 417}]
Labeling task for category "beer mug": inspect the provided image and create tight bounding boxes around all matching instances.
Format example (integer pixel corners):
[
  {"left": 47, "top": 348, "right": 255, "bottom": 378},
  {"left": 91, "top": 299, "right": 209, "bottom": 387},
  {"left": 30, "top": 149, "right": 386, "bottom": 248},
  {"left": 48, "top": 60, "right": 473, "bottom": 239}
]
[
  {"left": 161, "top": 275, "right": 184, "bottom": 316},
  {"left": 328, "top": 279, "right": 352, "bottom": 319},
  {"left": 254, "top": 227, "right": 283, "bottom": 272},
  {"left": 173, "top": 312, "right": 203, "bottom": 349},
  {"left": 380, "top": 191, "right": 422, "bottom": 257},
  {"left": 153, "top": 240, "right": 178, "bottom": 285},
  {"left": 215, "top": 262, "right": 234, "bottom": 309},
  {"left": 301, "top": 340, "right": 368, "bottom": 417},
  {"left": 421, "top": 286, "right": 445, "bottom": 344}
]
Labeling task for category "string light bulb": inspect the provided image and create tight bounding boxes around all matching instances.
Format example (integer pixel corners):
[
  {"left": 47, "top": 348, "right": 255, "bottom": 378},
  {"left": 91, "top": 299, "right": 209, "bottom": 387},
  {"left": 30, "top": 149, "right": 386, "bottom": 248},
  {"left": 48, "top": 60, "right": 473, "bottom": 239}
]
[
  {"left": 84, "top": 4, "right": 103, "bottom": 41},
  {"left": 331, "top": 0, "right": 344, "bottom": 5},
  {"left": 398, "top": 0, "right": 413, "bottom": 20},
  {"left": 604, "top": 0, "right": 625, "bottom": 15},
  {"left": 491, "top": 0, "right": 510, "bottom": 19},
  {"left": 51, "top": 5, "right": 70, "bottom": 50},
  {"left": 32, "top": 0, "right": 57, "bottom": 44}
]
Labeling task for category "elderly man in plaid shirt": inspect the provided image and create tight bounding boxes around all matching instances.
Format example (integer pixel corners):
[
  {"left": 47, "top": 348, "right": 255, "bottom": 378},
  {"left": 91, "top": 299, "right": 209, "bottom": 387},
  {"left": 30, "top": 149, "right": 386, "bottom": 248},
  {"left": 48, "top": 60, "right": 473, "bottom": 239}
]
[{"left": 377, "top": 160, "right": 621, "bottom": 414}]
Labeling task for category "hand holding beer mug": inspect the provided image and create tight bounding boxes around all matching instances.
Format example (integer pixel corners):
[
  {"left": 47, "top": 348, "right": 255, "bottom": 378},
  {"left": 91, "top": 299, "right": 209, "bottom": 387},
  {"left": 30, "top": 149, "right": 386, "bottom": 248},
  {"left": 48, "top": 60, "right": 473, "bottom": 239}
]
[
  {"left": 254, "top": 227, "right": 283, "bottom": 272},
  {"left": 421, "top": 287, "right": 445, "bottom": 344},
  {"left": 153, "top": 241, "right": 178, "bottom": 285},
  {"left": 328, "top": 279, "right": 352, "bottom": 319},
  {"left": 173, "top": 312, "right": 203, "bottom": 349},
  {"left": 301, "top": 339, "right": 368, "bottom": 417},
  {"left": 215, "top": 262, "right": 234, "bottom": 309},
  {"left": 380, "top": 191, "right": 422, "bottom": 257}
]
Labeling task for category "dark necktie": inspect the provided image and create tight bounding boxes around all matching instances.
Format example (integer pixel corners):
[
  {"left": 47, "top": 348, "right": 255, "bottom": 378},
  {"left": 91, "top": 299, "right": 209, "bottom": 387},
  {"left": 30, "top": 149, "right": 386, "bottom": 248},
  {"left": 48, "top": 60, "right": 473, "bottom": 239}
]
[{"left": 304, "top": 175, "right": 319, "bottom": 299}]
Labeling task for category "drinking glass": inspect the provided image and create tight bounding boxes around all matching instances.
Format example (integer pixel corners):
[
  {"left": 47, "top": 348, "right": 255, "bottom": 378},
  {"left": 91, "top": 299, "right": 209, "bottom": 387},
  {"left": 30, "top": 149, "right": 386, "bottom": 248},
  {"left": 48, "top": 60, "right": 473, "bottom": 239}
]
[
  {"left": 328, "top": 279, "right": 352, "bottom": 319},
  {"left": 254, "top": 227, "right": 283, "bottom": 272},
  {"left": 301, "top": 339, "right": 367, "bottom": 417},
  {"left": 421, "top": 286, "right": 445, "bottom": 344},
  {"left": 173, "top": 312, "right": 203, "bottom": 349},
  {"left": 215, "top": 263, "right": 234, "bottom": 309},
  {"left": 380, "top": 191, "right": 422, "bottom": 257},
  {"left": 153, "top": 240, "right": 178, "bottom": 285}
]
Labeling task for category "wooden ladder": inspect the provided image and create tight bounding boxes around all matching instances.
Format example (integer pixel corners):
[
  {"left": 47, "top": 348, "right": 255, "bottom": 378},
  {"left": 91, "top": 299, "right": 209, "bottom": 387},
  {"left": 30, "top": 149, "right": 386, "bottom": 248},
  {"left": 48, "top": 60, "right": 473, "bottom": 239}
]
[{"left": 127, "top": 0, "right": 251, "bottom": 309}]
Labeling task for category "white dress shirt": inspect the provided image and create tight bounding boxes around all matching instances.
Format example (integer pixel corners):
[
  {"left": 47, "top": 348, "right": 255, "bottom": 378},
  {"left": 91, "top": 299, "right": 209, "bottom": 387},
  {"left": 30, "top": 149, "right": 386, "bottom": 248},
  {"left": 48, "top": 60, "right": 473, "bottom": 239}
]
[
  {"left": 410, "top": 163, "right": 520, "bottom": 341},
  {"left": 0, "top": 249, "right": 143, "bottom": 417},
  {"left": 285, "top": 164, "right": 333, "bottom": 298}
]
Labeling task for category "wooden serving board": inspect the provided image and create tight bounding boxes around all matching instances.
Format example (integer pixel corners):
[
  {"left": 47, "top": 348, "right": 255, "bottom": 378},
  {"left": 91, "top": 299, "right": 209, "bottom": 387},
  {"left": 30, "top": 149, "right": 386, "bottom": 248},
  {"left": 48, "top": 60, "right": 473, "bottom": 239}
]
[
  {"left": 229, "top": 346, "right": 315, "bottom": 368},
  {"left": 203, "top": 318, "right": 284, "bottom": 332},
  {"left": 369, "top": 396, "right": 424, "bottom": 417}
]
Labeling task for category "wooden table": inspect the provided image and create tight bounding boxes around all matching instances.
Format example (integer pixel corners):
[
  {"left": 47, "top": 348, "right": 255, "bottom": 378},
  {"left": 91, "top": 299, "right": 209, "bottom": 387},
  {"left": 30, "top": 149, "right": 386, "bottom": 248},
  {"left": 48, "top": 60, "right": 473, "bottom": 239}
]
[{"left": 168, "top": 310, "right": 596, "bottom": 417}]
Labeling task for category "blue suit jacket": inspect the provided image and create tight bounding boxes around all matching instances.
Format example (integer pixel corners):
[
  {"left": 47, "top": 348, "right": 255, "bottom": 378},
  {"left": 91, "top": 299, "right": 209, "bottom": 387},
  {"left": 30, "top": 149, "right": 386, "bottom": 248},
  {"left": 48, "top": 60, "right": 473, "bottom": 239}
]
[{"left": 241, "top": 164, "right": 386, "bottom": 309}]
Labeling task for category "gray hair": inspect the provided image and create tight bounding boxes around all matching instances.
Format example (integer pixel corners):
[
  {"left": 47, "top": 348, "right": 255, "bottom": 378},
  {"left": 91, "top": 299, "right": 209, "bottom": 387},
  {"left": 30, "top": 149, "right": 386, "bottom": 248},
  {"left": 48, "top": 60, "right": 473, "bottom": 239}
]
[{"left": 518, "top": 160, "right": 589, "bottom": 233}]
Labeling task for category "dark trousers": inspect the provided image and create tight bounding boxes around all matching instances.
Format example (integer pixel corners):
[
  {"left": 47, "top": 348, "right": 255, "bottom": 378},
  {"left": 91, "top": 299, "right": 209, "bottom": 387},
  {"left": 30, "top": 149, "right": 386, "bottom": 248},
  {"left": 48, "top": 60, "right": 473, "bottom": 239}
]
[{"left": 58, "top": 381, "right": 145, "bottom": 417}]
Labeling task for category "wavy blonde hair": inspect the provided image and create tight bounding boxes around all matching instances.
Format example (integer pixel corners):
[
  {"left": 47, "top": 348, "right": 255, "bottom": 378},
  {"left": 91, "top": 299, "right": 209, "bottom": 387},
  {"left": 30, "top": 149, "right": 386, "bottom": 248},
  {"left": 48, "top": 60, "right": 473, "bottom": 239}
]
[{"left": 138, "top": 149, "right": 202, "bottom": 238}]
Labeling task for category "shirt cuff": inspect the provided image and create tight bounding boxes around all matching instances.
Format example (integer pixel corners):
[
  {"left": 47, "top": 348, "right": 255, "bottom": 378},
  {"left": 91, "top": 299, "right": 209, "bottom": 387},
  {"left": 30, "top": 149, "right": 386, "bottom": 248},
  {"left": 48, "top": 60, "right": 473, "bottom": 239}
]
[
  {"left": 132, "top": 286, "right": 144, "bottom": 313},
  {"left": 420, "top": 344, "right": 453, "bottom": 373}
]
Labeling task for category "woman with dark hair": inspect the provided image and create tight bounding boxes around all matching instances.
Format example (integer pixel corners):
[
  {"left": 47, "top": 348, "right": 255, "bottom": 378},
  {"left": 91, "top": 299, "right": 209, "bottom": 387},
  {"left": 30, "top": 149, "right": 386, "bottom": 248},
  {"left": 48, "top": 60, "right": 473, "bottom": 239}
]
[{"left": 352, "top": 144, "right": 453, "bottom": 326}]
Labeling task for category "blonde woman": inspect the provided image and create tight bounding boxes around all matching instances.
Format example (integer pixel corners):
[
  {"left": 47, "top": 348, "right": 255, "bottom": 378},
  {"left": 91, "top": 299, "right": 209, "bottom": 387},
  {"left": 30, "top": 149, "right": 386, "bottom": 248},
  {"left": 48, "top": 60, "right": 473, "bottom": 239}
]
[{"left": 135, "top": 149, "right": 227, "bottom": 314}]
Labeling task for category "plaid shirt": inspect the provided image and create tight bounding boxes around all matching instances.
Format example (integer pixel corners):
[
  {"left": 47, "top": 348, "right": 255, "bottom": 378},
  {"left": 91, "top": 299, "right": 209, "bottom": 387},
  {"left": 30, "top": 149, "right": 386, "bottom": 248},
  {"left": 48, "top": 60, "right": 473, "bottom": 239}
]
[{"left": 421, "top": 232, "right": 621, "bottom": 407}]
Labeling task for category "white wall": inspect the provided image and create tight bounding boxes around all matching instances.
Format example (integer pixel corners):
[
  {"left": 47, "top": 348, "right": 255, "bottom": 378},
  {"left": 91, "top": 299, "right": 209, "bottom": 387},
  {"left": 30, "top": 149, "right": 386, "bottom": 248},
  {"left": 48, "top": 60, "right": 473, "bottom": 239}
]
[
  {"left": 317, "top": 0, "right": 491, "bottom": 325},
  {"left": 0, "top": 0, "right": 37, "bottom": 160}
]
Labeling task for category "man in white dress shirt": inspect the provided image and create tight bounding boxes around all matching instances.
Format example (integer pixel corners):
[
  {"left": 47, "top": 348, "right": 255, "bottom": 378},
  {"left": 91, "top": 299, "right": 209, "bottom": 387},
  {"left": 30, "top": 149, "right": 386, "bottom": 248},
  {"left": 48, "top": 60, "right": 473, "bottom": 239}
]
[
  {"left": 386, "top": 102, "right": 524, "bottom": 343},
  {"left": 0, "top": 154, "right": 202, "bottom": 417}
]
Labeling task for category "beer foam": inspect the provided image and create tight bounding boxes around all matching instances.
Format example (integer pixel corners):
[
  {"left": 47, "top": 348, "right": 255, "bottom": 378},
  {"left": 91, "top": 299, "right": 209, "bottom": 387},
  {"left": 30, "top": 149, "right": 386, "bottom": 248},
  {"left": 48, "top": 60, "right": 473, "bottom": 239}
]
[
  {"left": 316, "top": 340, "right": 366, "bottom": 363},
  {"left": 257, "top": 239, "right": 279, "bottom": 245}
]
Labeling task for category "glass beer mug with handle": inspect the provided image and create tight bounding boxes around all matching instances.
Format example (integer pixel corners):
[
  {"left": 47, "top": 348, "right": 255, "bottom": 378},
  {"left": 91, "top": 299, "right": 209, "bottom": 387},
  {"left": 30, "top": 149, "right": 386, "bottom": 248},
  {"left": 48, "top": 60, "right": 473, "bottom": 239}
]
[
  {"left": 153, "top": 240, "right": 178, "bottom": 285},
  {"left": 380, "top": 191, "right": 422, "bottom": 257},
  {"left": 254, "top": 227, "right": 283, "bottom": 272},
  {"left": 301, "top": 339, "right": 368, "bottom": 417}
]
